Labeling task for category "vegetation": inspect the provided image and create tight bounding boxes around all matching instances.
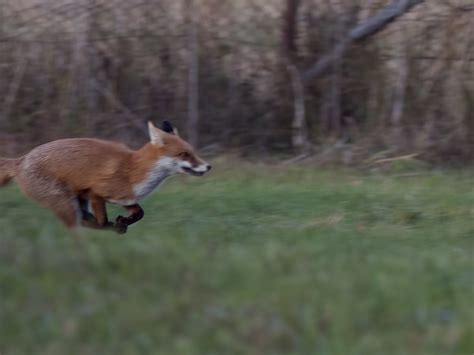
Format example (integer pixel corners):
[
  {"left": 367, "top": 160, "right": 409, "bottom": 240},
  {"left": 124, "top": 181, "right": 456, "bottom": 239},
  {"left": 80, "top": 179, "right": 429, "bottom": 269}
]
[
  {"left": 1, "top": 162, "right": 473, "bottom": 354},
  {"left": 0, "top": 1, "right": 472, "bottom": 162}
]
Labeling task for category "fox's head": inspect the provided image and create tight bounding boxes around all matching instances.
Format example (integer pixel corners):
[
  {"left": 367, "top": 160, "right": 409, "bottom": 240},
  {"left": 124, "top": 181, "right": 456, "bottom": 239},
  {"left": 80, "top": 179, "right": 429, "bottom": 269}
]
[{"left": 147, "top": 121, "right": 211, "bottom": 176}]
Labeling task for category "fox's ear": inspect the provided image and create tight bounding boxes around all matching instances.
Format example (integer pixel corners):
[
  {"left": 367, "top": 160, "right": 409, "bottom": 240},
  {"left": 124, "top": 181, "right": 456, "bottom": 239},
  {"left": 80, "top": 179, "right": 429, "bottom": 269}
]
[
  {"left": 148, "top": 121, "right": 164, "bottom": 146},
  {"left": 161, "top": 120, "right": 179, "bottom": 136}
]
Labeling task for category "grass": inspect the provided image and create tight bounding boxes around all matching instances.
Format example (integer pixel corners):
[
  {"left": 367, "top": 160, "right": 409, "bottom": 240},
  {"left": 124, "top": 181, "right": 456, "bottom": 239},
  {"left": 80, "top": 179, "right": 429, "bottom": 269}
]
[{"left": 0, "top": 161, "right": 473, "bottom": 355}]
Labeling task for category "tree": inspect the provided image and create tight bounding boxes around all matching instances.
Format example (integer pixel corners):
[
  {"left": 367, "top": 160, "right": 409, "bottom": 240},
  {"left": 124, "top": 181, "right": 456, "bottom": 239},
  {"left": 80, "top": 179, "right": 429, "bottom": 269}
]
[{"left": 303, "top": 0, "right": 424, "bottom": 83}]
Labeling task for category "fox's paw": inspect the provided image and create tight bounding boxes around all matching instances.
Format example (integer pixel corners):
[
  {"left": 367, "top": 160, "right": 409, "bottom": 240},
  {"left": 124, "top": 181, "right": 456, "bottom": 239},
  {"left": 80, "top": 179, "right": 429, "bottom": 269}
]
[
  {"left": 115, "top": 215, "right": 130, "bottom": 225},
  {"left": 114, "top": 216, "right": 129, "bottom": 234},
  {"left": 115, "top": 225, "right": 128, "bottom": 234}
]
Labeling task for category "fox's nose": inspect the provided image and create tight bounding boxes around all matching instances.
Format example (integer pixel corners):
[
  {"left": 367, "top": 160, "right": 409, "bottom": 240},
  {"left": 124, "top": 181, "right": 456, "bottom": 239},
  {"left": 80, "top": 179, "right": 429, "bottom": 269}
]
[{"left": 206, "top": 165, "right": 212, "bottom": 171}]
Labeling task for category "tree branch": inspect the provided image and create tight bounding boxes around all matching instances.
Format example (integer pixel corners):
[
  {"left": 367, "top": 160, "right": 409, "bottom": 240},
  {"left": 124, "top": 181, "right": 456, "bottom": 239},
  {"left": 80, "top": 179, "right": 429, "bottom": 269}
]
[{"left": 302, "top": 0, "right": 424, "bottom": 83}]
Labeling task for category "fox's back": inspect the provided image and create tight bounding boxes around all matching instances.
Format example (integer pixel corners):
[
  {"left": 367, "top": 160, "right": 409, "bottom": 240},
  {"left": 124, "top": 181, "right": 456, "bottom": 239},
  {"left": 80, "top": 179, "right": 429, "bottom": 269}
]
[{"left": 18, "top": 138, "right": 134, "bottom": 192}]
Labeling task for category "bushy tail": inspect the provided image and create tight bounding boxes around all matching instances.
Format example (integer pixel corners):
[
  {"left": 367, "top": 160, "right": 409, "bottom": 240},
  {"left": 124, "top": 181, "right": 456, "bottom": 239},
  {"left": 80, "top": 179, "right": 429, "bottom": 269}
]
[{"left": 0, "top": 158, "right": 19, "bottom": 187}]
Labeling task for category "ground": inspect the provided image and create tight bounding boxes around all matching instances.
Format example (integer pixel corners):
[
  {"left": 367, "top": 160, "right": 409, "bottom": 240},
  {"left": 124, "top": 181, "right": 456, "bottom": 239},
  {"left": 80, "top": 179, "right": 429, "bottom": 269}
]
[{"left": 0, "top": 161, "right": 473, "bottom": 355}]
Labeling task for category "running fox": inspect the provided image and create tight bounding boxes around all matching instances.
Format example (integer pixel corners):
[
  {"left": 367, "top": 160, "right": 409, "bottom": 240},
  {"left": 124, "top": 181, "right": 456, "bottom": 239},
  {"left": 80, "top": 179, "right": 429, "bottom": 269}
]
[{"left": 0, "top": 121, "right": 211, "bottom": 234}]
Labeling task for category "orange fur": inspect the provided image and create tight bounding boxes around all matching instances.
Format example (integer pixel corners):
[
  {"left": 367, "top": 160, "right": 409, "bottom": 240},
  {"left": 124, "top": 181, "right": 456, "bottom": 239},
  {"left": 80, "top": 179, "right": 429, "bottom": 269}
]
[{"left": 0, "top": 122, "right": 210, "bottom": 233}]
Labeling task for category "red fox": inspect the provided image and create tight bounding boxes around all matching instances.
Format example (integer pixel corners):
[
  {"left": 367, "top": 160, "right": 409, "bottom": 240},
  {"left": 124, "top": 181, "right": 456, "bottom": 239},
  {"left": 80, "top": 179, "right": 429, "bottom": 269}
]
[{"left": 0, "top": 121, "right": 211, "bottom": 234}]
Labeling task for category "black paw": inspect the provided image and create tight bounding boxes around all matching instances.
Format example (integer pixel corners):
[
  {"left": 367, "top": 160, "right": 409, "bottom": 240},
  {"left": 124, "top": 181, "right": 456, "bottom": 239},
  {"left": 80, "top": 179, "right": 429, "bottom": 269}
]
[
  {"left": 115, "top": 215, "right": 129, "bottom": 225},
  {"left": 114, "top": 216, "right": 129, "bottom": 234},
  {"left": 114, "top": 224, "right": 128, "bottom": 234}
]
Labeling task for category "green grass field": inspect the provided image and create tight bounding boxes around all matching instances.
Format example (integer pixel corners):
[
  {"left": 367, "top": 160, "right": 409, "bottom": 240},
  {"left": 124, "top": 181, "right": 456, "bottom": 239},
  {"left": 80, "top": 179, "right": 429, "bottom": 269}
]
[{"left": 1, "top": 162, "right": 473, "bottom": 355}]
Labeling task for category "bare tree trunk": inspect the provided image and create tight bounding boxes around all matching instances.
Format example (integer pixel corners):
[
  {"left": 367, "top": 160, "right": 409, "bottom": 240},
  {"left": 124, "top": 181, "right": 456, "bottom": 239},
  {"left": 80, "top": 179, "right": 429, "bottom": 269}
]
[
  {"left": 329, "top": 59, "right": 342, "bottom": 138},
  {"left": 327, "top": 1, "right": 359, "bottom": 140},
  {"left": 389, "top": 29, "right": 408, "bottom": 147},
  {"left": 303, "top": 0, "right": 424, "bottom": 83},
  {"left": 0, "top": 0, "right": 5, "bottom": 37},
  {"left": 283, "top": 0, "right": 308, "bottom": 152},
  {"left": 283, "top": 0, "right": 300, "bottom": 58},
  {"left": 288, "top": 64, "right": 307, "bottom": 150},
  {"left": 328, "top": 4, "right": 345, "bottom": 138},
  {"left": 463, "top": 9, "right": 474, "bottom": 154},
  {"left": 1, "top": 45, "right": 27, "bottom": 127},
  {"left": 185, "top": 0, "right": 199, "bottom": 147},
  {"left": 225, "top": 50, "right": 239, "bottom": 147},
  {"left": 63, "top": 0, "right": 90, "bottom": 128}
]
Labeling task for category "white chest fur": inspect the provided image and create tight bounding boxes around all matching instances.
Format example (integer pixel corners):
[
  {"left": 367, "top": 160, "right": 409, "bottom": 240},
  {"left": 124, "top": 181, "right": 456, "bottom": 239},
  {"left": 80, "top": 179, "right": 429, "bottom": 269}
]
[{"left": 133, "top": 157, "right": 175, "bottom": 201}]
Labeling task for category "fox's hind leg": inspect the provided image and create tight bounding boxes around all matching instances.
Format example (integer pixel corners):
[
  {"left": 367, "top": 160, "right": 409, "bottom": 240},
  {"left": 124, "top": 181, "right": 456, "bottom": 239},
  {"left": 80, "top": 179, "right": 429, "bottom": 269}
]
[
  {"left": 17, "top": 175, "right": 81, "bottom": 229},
  {"left": 53, "top": 198, "right": 81, "bottom": 229}
]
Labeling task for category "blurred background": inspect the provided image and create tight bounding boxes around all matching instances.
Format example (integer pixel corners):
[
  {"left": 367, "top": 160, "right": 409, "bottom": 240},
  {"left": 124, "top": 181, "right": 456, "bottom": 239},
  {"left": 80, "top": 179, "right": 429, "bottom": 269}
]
[
  {"left": 1, "top": 1, "right": 474, "bottom": 354},
  {"left": 0, "top": 0, "right": 472, "bottom": 164}
]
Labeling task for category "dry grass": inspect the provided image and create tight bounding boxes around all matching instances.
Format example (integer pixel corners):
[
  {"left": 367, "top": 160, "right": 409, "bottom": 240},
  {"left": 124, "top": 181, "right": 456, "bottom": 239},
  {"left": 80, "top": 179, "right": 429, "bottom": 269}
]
[{"left": 0, "top": 0, "right": 472, "bottom": 161}]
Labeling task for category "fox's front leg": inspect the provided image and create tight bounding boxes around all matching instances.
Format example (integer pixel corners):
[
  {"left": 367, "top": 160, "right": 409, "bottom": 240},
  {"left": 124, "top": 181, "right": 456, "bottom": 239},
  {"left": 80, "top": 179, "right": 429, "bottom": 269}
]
[
  {"left": 115, "top": 204, "right": 144, "bottom": 230},
  {"left": 79, "top": 193, "right": 126, "bottom": 234}
]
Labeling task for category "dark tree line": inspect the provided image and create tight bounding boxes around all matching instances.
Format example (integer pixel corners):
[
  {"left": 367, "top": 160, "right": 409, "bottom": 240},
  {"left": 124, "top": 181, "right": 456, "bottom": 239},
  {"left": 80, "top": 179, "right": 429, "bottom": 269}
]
[{"left": 0, "top": 0, "right": 472, "bottom": 163}]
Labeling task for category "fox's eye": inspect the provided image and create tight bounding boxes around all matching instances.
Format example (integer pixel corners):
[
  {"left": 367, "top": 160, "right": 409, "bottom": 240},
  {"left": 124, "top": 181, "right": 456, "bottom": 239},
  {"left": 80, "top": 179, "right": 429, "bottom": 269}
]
[{"left": 179, "top": 152, "right": 190, "bottom": 158}]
